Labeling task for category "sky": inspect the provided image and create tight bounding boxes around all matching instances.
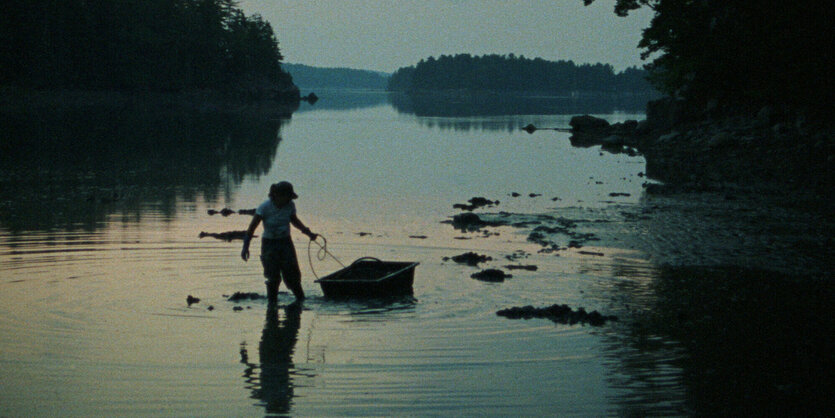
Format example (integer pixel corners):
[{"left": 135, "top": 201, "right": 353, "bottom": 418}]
[{"left": 236, "top": 0, "right": 655, "bottom": 74}]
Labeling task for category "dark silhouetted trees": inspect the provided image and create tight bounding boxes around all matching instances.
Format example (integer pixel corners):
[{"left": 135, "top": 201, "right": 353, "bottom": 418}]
[
  {"left": 584, "top": 0, "right": 834, "bottom": 108},
  {"left": 387, "top": 54, "right": 657, "bottom": 96},
  {"left": 0, "top": 0, "right": 296, "bottom": 98}
]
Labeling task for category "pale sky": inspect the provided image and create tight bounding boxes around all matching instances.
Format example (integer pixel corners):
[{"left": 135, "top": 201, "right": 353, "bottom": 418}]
[{"left": 236, "top": 0, "right": 654, "bottom": 74}]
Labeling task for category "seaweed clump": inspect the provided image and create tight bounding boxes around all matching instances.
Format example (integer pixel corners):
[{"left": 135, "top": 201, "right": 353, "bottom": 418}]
[{"left": 497, "top": 304, "right": 617, "bottom": 326}]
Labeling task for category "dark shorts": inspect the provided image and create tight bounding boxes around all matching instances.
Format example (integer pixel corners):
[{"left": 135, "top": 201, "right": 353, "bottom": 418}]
[{"left": 260, "top": 237, "right": 301, "bottom": 287}]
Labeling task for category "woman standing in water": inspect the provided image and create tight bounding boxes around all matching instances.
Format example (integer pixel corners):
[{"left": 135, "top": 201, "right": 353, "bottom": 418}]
[{"left": 241, "top": 181, "right": 318, "bottom": 303}]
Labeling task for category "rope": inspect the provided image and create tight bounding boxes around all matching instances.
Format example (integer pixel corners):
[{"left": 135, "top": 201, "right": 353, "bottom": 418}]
[{"left": 307, "top": 234, "right": 345, "bottom": 280}]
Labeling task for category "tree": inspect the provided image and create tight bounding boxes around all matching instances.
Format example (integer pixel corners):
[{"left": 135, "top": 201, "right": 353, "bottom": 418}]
[
  {"left": 584, "top": 0, "right": 834, "bottom": 108},
  {"left": 386, "top": 53, "right": 654, "bottom": 95},
  {"left": 1, "top": 0, "right": 295, "bottom": 97}
]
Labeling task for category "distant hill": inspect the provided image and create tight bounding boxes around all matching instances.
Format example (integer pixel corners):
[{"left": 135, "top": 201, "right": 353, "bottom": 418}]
[{"left": 282, "top": 63, "right": 390, "bottom": 90}]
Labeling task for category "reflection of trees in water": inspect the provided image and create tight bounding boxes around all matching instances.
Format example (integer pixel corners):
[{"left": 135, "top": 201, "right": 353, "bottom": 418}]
[
  {"left": 0, "top": 104, "right": 293, "bottom": 231},
  {"left": 293, "top": 89, "right": 389, "bottom": 113},
  {"left": 388, "top": 91, "right": 656, "bottom": 124},
  {"left": 592, "top": 260, "right": 835, "bottom": 416},
  {"left": 240, "top": 303, "right": 313, "bottom": 415}
]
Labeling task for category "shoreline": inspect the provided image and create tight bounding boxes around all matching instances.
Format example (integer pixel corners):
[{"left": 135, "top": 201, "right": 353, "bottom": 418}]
[{"left": 566, "top": 98, "right": 834, "bottom": 200}]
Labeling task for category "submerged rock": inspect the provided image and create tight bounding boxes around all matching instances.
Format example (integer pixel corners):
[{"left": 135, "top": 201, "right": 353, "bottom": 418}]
[
  {"left": 447, "top": 212, "right": 505, "bottom": 231},
  {"left": 206, "top": 208, "right": 236, "bottom": 216},
  {"left": 497, "top": 304, "right": 617, "bottom": 326},
  {"left": 207, "top": 208, "right": 256, "bottom": 216},
  {"left": 302, "top": 92, "right": 318, "bottom": 103},
  {"left": 445, "top": 252, "right": 493, "bottom": 266},
  {"left": 199, "top": 231, "right": 251, "bottom": 242},
  {"left": 186, "top": 295, "right": 200, "bottom": 306},
  {"left": 471, "top": 269, "right": 512, "bottom": 282},
  {"left": 227, "top": 292, "right": 265, "bottom": 301},
  {"left": 504, "top": 264, "right": 538, "bottom": 271},
  {"left": 453, "top": 197, "right": 500, "bottom": 211}
]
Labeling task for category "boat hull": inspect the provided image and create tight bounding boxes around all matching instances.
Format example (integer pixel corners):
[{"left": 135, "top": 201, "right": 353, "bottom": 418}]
[{"left": 316, "top": 259, "right": 418, "bottom": 298}]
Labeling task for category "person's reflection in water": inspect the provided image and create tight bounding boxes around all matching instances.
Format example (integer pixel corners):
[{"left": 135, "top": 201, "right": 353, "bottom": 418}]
[{"left": 240, "top": 302, "right": 303, "bottom": 414}]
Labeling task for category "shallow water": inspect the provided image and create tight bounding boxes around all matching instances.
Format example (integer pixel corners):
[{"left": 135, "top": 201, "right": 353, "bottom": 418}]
[{"left": 1, "top": 92, "right": 831, "bottom": 416}]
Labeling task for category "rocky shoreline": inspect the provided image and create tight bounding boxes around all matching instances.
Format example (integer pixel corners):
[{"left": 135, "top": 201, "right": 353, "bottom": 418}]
[{"left": 566, "top": 98, "right": 834, "bottom": 199}]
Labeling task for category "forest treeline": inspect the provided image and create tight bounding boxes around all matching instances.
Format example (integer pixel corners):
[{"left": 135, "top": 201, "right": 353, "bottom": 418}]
[
  {"left": 1, "top": 0, "right": 297, "bottom": 99},
  {"left": 585, "top": 0, "right": 833, "bottom": 110},
  {"left": 386, "top": 54, "right": 656, "bottom": 95}
]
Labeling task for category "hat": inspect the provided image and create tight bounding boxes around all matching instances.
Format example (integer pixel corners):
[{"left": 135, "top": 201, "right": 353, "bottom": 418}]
[{"left": 270, "top": 181, "right": 298, "bottom": 199}]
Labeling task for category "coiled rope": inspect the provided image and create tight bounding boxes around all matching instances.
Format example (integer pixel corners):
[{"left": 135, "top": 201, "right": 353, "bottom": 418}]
[{"left": 307, "top": 234, "right": 345, "bottom": 280}]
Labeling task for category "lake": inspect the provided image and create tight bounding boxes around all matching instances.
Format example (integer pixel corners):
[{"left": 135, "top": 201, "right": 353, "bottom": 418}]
[{"left": 1, "top": 90, "right": 832, "bottom": 416}]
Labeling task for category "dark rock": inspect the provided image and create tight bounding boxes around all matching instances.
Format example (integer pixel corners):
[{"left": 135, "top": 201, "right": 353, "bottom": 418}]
[
  {"left": 569, "top": 115, "right": 610, "bottom": 132},
  {"left": 609, "top": 192, "right": 631, "bottom": 197},
  {"left": 409, "top": 235, "right": 428, "bottom": 239},
  {"left": 209, "top": 208, "right": 254, "bottom": 216},
  {"left": 523, "top": 123, "right": 537, "bottom": 133},
  {"left": 622, "top": 119, "right": 639, "bottom": 131},
  {"left": 471, "top": 269, "right": 511, "bottom": 282},
  {"left": 497, "top": 303, "right": 617, "bottom": 326},
  {"left": 504, "top": 264, "right": 538, "bottom": 271},
  {"left": 199, "top": 231, "right": 251, "bottom": 242},
  {"left": 510, "top": 192, "right": 521, "bottom": 197},
  {"left": 227, "top": 292, "right": 265, "bottom": 302},
  {"left": 601, "top": 135, "right": 625, "bottom": 147},
  {"left": 186, "top": 295, "right": 200, "bottom": 306},
  {"left": 454, "top": 197, "right": 499, "bottom": 211},
  {"left": 233, "top": 306, "right": 243, "bottom": 312},
  {"left": 302, "top": 92, "right": 318, "bottom": 103},
  {"left": 449, "top": 213, "right": 486, "bottom": 231},
  {"left": 447, "top": 252, "right": 493, "bottom": 266},
  {"left": 645, "top": 97, "right": 689, "bottom": 131},
  {"left": 578, "top": 250, "right": 605, "bottom": 257}
]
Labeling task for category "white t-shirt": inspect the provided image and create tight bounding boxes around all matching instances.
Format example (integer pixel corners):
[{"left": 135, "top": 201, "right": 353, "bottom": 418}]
[{"left": 256, "top": 200, "right": 296, "bottom": 239}]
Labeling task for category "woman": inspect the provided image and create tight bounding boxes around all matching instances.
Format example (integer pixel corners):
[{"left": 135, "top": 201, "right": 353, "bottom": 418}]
[{"left": 241, "top": 181, "right": 317, "bottom": 302}]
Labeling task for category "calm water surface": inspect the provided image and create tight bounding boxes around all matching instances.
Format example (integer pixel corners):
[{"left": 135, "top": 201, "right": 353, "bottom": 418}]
[{"left": 1, "top": 91, "right": 831, "bottom": 416}]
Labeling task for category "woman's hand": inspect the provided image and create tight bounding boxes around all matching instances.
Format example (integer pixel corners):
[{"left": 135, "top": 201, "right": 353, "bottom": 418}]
[{"left": 241, "top": 235, "right": 252, "bottom": 261}]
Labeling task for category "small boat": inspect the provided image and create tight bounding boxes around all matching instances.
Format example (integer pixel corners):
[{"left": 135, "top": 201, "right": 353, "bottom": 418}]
[{"left": 315, "top": 257, "right": 419, "bottom": 298}]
